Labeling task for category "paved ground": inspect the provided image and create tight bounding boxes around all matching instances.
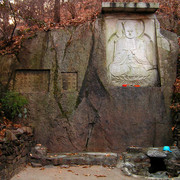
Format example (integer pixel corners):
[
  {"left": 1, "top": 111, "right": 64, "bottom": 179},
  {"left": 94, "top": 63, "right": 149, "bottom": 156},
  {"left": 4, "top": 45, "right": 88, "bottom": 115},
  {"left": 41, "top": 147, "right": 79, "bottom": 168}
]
[{"left": 11, "top": 165, "right": 143, "bottom": 180}]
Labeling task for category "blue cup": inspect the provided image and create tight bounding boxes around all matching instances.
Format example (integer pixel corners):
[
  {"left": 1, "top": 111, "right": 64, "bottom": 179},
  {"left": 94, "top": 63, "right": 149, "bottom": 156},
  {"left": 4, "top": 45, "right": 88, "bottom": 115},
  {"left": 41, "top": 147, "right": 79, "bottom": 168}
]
[{"left": 163, "top": 146, "right": 172, "bottom": 152}]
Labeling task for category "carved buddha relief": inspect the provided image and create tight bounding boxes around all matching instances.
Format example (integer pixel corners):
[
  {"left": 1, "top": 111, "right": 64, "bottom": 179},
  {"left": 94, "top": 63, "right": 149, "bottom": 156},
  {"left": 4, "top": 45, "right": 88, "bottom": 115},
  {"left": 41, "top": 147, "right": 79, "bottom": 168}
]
[{"left": 107, "top": 20, "right": 158, "bottom": 86}]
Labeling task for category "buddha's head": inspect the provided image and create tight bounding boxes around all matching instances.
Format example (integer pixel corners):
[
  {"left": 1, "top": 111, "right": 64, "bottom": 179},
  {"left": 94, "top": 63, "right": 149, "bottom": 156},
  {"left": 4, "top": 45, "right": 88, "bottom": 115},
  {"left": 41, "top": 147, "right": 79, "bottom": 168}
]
[
  {"left": 123, "top": 21, "right": 137, "bottom": 39},
  {"left": 123, "top": 20, "right": 144, "bottom": 39}
]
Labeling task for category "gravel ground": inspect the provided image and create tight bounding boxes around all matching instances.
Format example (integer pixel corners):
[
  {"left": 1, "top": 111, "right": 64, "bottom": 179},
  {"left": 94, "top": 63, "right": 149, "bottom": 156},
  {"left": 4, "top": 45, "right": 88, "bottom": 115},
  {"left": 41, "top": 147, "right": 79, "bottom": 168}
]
[{"left": 11, "top": 165, "right": 142, "bottom": 180}]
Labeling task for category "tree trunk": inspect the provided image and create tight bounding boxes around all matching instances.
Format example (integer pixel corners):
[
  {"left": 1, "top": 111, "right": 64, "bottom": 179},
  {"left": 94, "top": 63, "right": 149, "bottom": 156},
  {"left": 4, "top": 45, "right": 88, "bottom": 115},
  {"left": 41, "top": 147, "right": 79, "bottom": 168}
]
[{"left": 54, "top": 0, "right": 60, "bottom": 23}]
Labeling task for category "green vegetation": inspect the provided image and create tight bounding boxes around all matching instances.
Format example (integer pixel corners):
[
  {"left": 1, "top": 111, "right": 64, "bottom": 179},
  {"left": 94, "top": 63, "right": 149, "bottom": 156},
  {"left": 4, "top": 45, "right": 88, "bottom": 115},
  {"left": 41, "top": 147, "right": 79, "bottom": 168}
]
[{"left": 0, "top": 91, "right": 28, "bottom": 120}]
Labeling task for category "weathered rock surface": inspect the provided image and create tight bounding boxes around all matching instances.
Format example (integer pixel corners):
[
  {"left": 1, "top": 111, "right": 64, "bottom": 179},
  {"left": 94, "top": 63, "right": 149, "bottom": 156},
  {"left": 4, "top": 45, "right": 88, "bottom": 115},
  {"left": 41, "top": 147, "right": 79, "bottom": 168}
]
[
  {"left": 121, "top": 149, "right": 150, "bottom": 176},
  {"left": 147, "top": 149, "right": 167, "bottom": 158},
  {"left": 0, "top": 14, "right": 178, "bottom": 153}
]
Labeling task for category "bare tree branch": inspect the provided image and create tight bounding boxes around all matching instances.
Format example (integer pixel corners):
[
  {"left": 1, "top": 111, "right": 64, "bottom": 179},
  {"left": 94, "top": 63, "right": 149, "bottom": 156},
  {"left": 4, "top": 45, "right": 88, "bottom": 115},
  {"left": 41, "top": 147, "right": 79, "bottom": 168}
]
[
  {"left": 9, "top": 1, "right": 17, "bottom": 41},
  {"left": 54, "top": 0, "right": 60, "bottom": 23}
]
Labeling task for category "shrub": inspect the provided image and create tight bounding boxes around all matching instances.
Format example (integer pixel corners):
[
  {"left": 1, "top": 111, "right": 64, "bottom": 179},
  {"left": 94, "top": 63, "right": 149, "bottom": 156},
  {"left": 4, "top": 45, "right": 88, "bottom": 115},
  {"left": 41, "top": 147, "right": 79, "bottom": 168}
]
[{"left": 0, "top": 91, "right": 28, "bottom": 120}]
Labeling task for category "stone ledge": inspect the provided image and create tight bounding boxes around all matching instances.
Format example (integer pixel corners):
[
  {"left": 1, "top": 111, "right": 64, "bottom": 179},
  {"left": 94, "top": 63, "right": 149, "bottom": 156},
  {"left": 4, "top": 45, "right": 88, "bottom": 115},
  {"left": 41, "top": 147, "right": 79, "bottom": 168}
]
[
  {"left": 102, "top": 2, "right": 159, "bottom": 13},
  {"left": 30, "top": 145, "right": 118, "bottom": 167}
]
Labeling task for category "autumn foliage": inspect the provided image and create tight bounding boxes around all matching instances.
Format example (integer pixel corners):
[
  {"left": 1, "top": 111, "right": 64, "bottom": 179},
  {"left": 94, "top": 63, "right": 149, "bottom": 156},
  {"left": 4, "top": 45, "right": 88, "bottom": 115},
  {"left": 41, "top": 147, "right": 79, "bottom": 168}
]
[
  {"left": 0, "top": 0, "right": 179, "bottom": 56},
  {"left": 0, "top": 0, "right": 179, "bottom": 41}
]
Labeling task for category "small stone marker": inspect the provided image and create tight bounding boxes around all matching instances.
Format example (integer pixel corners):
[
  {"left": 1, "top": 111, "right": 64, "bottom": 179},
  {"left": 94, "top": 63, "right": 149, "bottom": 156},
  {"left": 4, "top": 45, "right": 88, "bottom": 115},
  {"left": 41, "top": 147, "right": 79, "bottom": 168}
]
[
  {"left": 147, "top": 149, "right": 167, "bottom": 158},
  {"left": 61, "top": 72, "right": 77, "bottom": 92}
]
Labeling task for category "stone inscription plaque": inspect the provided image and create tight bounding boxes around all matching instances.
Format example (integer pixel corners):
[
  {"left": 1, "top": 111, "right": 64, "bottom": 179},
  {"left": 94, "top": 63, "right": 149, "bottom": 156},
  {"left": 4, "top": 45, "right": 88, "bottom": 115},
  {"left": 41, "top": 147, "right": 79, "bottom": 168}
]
[
  {"left": 106, "top": 19, "right": 158, "bottom": 87},
  {"left": 14, "top": 70, "right": 50, "bottom": 93},
  {"left": 61, "top": 72, "right": 77, "bottom": 92}
]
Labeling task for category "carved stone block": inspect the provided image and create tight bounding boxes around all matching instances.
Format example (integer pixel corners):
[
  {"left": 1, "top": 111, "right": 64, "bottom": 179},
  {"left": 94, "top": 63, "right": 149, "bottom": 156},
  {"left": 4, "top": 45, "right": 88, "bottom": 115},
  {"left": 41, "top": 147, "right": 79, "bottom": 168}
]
[
  {"left": 106, "top": 18, "right": 159, "bottom": 87},
  {"left": 61, "top": 72, "right": 77, "bottom": 92},
  {"left": 14, "top": 70, "right": 50, "bottom": 93}
]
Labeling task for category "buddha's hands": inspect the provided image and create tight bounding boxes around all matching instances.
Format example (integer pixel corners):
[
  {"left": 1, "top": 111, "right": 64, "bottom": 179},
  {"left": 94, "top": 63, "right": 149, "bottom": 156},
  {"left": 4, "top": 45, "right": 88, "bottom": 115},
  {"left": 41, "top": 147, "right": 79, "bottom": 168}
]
[{"left": 127, "top": 50, "right": 135, "bottom": 61}]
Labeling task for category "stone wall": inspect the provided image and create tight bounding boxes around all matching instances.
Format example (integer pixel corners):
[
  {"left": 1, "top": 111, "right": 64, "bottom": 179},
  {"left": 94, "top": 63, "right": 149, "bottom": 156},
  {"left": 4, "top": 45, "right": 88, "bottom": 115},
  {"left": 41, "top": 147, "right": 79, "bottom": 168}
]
[
  {"left": 0, "top": 4, "right": 179, "bottom": 153},
  {"left": 0, "top": 127, "right": 33, "bottom": 180},
  {"left": 121, "top": 146, "right": 180, "bottom": 178}
]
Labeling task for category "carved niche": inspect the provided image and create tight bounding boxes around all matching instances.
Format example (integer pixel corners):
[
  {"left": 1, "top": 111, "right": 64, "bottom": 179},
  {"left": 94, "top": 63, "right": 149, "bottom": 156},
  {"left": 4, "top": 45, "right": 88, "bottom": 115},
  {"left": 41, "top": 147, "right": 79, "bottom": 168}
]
[
  {"left": 107, "top": 19, "right": 159, "bottom": 86},
  {"left": 61, "top": 72, "right": 78, "bottom": 92},
  {"left": 14, "top": 70, "right": 50, "bottom": 93}
]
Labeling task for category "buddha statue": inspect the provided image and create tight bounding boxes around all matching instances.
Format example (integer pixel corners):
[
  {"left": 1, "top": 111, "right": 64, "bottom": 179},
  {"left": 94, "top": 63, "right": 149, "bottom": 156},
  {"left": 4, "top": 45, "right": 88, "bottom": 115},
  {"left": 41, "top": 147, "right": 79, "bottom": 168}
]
[{"left": 108, "top": 20, "right": 158, "bottom": 86}]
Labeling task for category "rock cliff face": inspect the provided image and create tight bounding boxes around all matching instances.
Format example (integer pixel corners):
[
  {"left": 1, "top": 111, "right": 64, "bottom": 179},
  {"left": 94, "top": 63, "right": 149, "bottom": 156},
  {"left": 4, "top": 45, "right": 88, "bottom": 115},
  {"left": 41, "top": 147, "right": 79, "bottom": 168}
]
[{"left": 0, "top": 16, "right": 178, "bottom": 153}]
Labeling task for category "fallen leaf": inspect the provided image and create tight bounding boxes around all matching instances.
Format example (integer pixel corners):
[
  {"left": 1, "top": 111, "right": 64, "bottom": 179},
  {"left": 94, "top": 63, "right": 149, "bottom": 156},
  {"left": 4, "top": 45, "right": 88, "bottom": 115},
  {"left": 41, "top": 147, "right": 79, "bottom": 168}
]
[
  {"left": 84, "top": 174, "right": 91, "bottom": 176},
  {"left": 82, "top": 165, "right": 89, "bottom": 168},
  {"left": 13, "top": 124, "right": 22, "bottom": 128},
  {"left": 67, "top": 170, "right": 73, "bottom": 173},
  {"left": 40, "top": 167, "right": 45, "bottom": 170},
  {"left": 95, "top": 175, "right": 107, "bottom": 177}
]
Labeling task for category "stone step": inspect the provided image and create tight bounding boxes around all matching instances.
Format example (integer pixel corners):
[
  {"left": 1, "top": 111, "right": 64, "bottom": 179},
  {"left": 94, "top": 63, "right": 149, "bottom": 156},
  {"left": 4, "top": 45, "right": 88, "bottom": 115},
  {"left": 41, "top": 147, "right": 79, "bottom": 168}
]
[{"left": 30, "top": 152, "right": 118, "bottom": 167}]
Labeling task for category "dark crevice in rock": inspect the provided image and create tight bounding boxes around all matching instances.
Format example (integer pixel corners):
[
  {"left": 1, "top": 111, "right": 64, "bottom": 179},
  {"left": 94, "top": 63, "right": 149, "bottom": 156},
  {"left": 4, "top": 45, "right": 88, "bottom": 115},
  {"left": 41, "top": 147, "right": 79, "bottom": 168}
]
[
  {"left": 84, "top": 98, "right": 100, "bottom": 150},
  {"left": 57, "top": 103, "right": 78, "bottom": 150},
  {"left": 14, "top": 53, "right": 21, "bottom": 63},
  {"left": 51, "top": 33, "right": 68, "bottom": 120},
  {"left": 94, "top": 69, "right": 111, "bottom": 98},
  {"left": 51, "top": 33, "right": 70, "bottom": 120},
  {"left": 73, "top": 23, "right": 111, "bottom": 150},
  {"left": 40, "top": 31, "right": 49, "bottom": 67},
  {"left": 51, "top": 33, "right": 77, "bottom": 150},
  {"left": 75, "top": 24, "right": 95, "bottom": 109},
  {"left": 64, "top": 126, "right": 78, "bottom": 151},
  {"left": 76, "top": 25, "right": 109, "bottom": 109},
  {"left": 6, "top": 67, "right": 14, "bottom": 90},
  {"left": 62, "top": 33, "right": 73, "bottom": 62},
  {"left": 85, "top": 121, "right": 95, "bottom": 150},
  {"left": 86, "top": 97, "right": 99, "bottom": 114},
  {"left": 6, "top": 56, "right": 18, "bottom": 91},
  {"left": 51, "top": 33, "right": 59, "bottom": 99},
  {"left": 57, "top": 101, "right": 69, "bottom": 121},
  {"left": 51, "top": 34, "right": 70, "bottom": 121}
]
